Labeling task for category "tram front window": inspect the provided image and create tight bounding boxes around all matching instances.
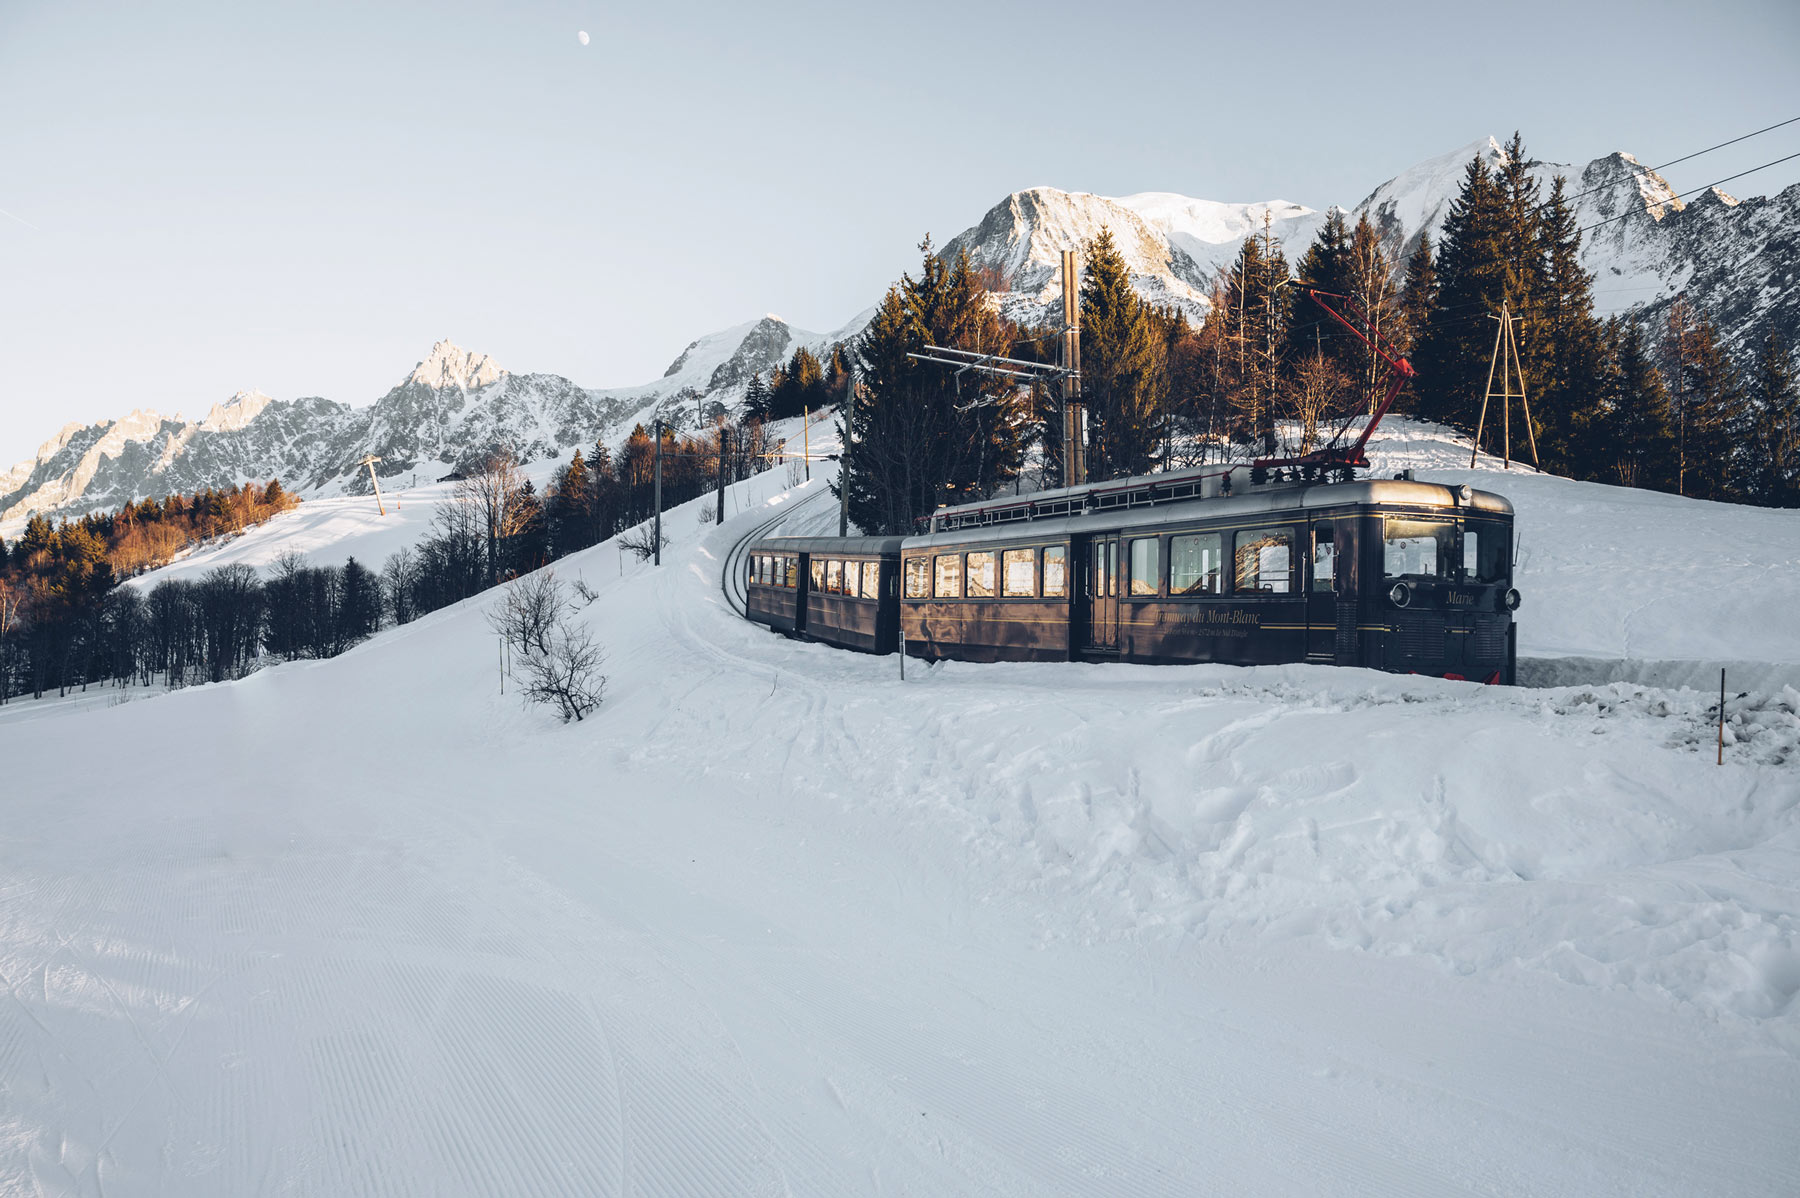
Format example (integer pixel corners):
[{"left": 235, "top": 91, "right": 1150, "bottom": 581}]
[
  {"left": 1464, "top": 523, "right": 1510, "bottom": 583},
  {"left": 1383, "top": 519, "right": 1456, "bottom": 579}
]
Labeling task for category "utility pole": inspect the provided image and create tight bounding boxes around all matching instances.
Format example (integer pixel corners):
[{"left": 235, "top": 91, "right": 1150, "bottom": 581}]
[
  {"left": 1471, "top": 299, "right": 1540, "bottom": 470},
  {"left": 1060, "top": 249, "right": 1086, "bottom": 488},
  {"left": 802, "top": 404, "right": 811, "bottom": 482},
  {"left": 716, "top": 417, "right": 727, "bottom": 525},
  {"left": 840, "top": 363, "right": 855, "bottom": 535},
  {"left": 358, "top": 454, "right": 386, "bottom": 515},
  {"left": 652, "top": 417, "right": 663, "bottom": 566}
]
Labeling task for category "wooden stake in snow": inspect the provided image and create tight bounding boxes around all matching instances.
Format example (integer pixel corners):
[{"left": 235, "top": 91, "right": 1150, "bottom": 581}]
[
  {"left": 359, "top": 454, "right": 387, "bottom": 515},
  {"left": 1719, "top": 667, "right": 1726, "bottom": 765}
]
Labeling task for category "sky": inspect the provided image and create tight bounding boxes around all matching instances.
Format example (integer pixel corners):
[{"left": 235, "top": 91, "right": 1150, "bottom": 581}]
[{"left": 2, "top": 0, "right": 1797, "bottom": 469}]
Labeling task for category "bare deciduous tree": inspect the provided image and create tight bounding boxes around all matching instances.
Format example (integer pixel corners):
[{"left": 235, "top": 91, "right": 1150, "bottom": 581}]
[
  {"left": 453, "top": 446, "right": 533, "bottom": 585},
  {"left": 518, "top": 619, "right": 606, "bottom": 723},
  {"left": 486, "top": 569, "right": 564, "bottom": 658}
]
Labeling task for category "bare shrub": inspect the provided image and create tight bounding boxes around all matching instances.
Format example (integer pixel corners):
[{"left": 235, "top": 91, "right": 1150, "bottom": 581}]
[{"left": 617, "top": 522, "right": 669, "bottom": 562}]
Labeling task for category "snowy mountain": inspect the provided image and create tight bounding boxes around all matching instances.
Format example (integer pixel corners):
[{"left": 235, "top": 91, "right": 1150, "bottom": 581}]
[{"left": 5, "top": 135, "right": 1793, "bottom": 534}]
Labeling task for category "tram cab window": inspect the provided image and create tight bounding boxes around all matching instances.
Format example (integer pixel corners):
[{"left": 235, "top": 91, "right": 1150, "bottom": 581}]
[
  {"left": 904, "top": 557, "right": 930, "bottom": 599},
  {"left": 1312, "top": 524, "right": 1335, "bottom": 592},
  {"left": 1171, "top": 534, "right": 1221, "bottom": 595},
  {"left": 1128, "top": 538, "right": 1160, "bottom": 597},
  {"left": 1464, "top": 524, "right": 1509, "bottom": 583},
  {"left": 1042, "top": 546, "right": 1068, "bottom": 598},
  {"left": 862, "top": 561, "right": 881, "bottom": 598},
  {"left": 1234, "top": 528, "right": 1293, "bottom": 593},
  {"left": 967, "top": 551, "right": 996, "bottom": 598},
  {"left": 843, "top": 561, "right": 859, "bottom": 598},
  {"left": 1383, "top": 519, "right": 1455, "bottom": 579},
  {"left": 1002, "top": 549, "right": 1035, "bottom": 597},
  {"left": 934, "top": 553, "right": 963, "bottom": 598}
]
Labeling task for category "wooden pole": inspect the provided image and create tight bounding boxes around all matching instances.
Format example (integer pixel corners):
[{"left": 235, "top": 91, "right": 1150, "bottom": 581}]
[
  {"left": 803, "top": 405, "right": 811, "bottom": 482},
  {"left": 717, "top": 420, "right": 726, "bottom": 526},
  {"left": 1718, "top": 667, "right": 1726, "bottom": 765},
  {"left": 1472, "top": 310, "right": 1506, "bottom": 468},
  {"left": 653, "top": 418, "right": 663, "bottom": 567},
  {"left": 1507, "top": 313, "right": 1542, "bottom": 468}
]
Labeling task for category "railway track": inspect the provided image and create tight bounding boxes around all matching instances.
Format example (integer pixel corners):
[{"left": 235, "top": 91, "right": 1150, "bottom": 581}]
[{"left": 719, "top": 483, "right": 830, "bottom": 617}]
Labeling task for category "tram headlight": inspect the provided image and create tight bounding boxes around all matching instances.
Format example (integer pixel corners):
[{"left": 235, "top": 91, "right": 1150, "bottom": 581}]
[
  {"left": 1502, "top": 587, "right": 1522, "bottom": 611},
  {"left": 1388, "top": 581, "right": 1413, "bottom": 608}
]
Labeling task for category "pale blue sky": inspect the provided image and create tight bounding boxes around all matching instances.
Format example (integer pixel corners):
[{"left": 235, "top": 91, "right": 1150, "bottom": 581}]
[{"left": 2, "top": 0, "right": 1796, "bottom": 468}]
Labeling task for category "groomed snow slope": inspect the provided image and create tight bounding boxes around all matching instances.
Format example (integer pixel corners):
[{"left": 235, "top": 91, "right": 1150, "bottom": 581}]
[{"left": 2, "top": 448, "right": 1798, "bottom": 1195}]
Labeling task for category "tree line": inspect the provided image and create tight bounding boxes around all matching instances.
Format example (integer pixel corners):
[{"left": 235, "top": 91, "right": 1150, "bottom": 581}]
[
  {"left": 837, "top": 132, "right": 1800, "bottom": 534},
  {"left": 0, "top": 416, "right": 785, "bottom": 702}
]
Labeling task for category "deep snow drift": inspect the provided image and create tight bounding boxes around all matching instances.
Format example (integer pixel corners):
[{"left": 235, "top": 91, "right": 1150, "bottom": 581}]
[{"left": 1, "top": 431, "right": 1797, "bottom": 1196}]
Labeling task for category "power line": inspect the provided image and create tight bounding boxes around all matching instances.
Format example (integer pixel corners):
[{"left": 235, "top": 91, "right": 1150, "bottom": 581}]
[
  {"left": 1580, "top": 150, "right": 1800, "bottom": 236},
  {"left": 1562, "top": 115, "right": 1800, "bottom": 205}
]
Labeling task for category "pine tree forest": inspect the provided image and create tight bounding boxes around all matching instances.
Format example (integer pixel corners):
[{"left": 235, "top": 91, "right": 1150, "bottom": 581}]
[{"left": 837, "top": 132, "right": 1799, "bottom": 536}]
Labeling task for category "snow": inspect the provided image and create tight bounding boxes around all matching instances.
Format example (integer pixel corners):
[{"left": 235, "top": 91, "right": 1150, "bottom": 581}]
[{"left": 2, "top": 428, "right": 1798, "bottom": 1194}]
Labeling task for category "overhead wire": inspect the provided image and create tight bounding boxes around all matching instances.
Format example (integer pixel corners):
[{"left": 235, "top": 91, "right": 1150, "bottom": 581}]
[
  {"left": 1561, "top": 115, "right": 1800, "bottom": 205},
  {"left": 1580, "top": 150, "right": 1800, "bottom": 235}
]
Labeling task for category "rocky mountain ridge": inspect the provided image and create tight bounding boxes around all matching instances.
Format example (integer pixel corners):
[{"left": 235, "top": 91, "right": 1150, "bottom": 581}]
[{"left": 5, "top": 137, "right": 1793, "bottom": 534}]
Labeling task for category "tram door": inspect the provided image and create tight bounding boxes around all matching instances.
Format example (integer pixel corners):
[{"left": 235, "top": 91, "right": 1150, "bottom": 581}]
[
  {"left": 1081, "top": 535, "right": 1120, "bottom": 651},
  {"left": 1306, "top": 521, "right": 1337, "bottom": 661}
]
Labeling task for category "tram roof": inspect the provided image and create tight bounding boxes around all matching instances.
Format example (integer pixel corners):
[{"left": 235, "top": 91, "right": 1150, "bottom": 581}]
[
  {"left": 749, "top": 535, "right": 906, "bottom": 556},
  {"left": 900, "top": 476, "right": 1513, "bottom": 550}
]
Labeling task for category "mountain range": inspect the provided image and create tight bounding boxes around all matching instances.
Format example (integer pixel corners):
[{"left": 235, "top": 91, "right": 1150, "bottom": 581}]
[{"left": 4, "top": 136, "right": 1794, "bottom": 535}]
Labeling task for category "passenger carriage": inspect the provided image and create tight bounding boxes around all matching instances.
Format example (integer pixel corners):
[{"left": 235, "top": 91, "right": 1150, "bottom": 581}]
[{"left": 745, "top": 465, "right": 1519, "bottom": 683}]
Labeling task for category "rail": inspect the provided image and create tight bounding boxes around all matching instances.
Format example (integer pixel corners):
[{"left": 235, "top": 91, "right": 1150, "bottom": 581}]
[{"left": 719, "top": 484, "right": 831, "bottom": 617}]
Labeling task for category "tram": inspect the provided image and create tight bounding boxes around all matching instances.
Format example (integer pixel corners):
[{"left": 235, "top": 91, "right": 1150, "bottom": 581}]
[{"left": 745, "top": 465, "right": 1519, "bottom": 682}]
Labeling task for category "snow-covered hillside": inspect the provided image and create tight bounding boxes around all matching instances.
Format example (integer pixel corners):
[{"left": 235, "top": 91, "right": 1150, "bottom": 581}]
[{"left": 1, "top": 429, "right": 1796, "bottom": 1195}]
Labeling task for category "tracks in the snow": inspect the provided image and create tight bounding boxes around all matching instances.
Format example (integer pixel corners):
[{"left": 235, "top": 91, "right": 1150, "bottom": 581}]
[{"left": 718, "top": 484, "right": 831, "bottom": 618}]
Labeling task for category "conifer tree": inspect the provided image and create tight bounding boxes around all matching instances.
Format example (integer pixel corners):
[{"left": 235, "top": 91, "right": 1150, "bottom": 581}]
[
  {"left": 1599, "top": 319, "right": 1675, "bottom": 489},
  {"left": 1080, "top": 227, "right": 1167, "bottom": 478},
  {"left": 1288, "top": 209, "right": 1353, "bottom": 370},
  {"left": 1532, "top": 176, "right": 1607, "bottom": 475},
  {"left": 1663, "top": 297, "right": 1746, "bottom": 500},
  {"left": 1414, "top": 152, "right": 1510, "bottom": 432},
  {"left": 1748, "top": 330, "right": 1799, "bottom": 506}
]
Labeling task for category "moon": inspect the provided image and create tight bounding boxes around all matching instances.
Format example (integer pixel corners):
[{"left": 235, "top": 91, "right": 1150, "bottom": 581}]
[{"left": 577, "top": 30, "right": 589, "bottom": 45}]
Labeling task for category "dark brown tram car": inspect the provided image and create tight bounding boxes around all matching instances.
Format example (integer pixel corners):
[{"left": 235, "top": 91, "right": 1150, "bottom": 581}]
[
  {"left": 745, "top": 536, "right": 904, "bottom": 654},
  {"left": 896, "top": 469, "right": 1519, "bottom": 683}
]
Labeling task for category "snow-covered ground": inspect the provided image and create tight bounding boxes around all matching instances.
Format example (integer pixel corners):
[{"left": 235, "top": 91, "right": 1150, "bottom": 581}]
[{"left": 2, "top": 428, "right": 1798, "bottom": 1195}]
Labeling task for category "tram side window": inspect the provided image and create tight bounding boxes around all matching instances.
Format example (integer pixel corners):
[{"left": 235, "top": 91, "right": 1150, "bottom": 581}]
[
  {"left": 810, "top": 558, "right": 825, "bottom": 590},
  {"left": 1463, "top": 524, "right": 1510, "bottom": 583},
  {"left": 844, "top": 560, "right": 860, "bottom": 598},
  {"left": 862, "top": 561, "right": 881, "bottom": 599},
  {"left": 967, "top": 551, "right": 996, "bottom": 598},
  {"left": 1128, "top": 538, "right": 1160, "bottom": 597},
  {"left": 824, "top": 560, "right": 841, "bottom": 593},
  {"left": 1170, "top": 533, "right": 1221, "bottom": 595},
  {"left": 1312, "top": 524, "right": 1335, "bottom": 592},
  {"left": 781, "top": 556, "right": 794, "bottom": 587},
  {"left": 904, "top": 557, "right": 930, "bottom": 599},
  {"left": 1234, "top": 528, "right": 1293, "bottom": 593},
  {"left": 1383, "top": 519, "right": 1455, "bottom": 579},
  {"left": 1043, "top": 546, "right": 1068, "bottom": 597},
  {"left": 934, "top": 553, "right": 963, "bottom": 598},
  {"left": 1002, "top": 549, "right": 1035, "bottom": 597}
]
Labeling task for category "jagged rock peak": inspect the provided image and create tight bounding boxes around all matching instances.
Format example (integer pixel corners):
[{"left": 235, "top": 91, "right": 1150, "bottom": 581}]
[{"left": 406, "top": 340, "right": 505, "bottom": 391}]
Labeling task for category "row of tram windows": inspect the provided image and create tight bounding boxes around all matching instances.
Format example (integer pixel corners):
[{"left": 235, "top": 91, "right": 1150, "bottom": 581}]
[
  {"left": 904, "top": 519, "right": 1511, "bottom": 604},
  {"left": 906, "top": 546, "right": 1071, "bottom": 600},
  {"left": 749, "top": 553, "right": 885, "bottom": 599}
]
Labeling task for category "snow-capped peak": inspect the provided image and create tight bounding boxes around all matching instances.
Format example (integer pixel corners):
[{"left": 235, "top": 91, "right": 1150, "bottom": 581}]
[
  {"left": 199, "top": 389, "right": 274, "bottom": 434},
  {"left": 406, "top": 340, "right": 505, "bottom": 392}
]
